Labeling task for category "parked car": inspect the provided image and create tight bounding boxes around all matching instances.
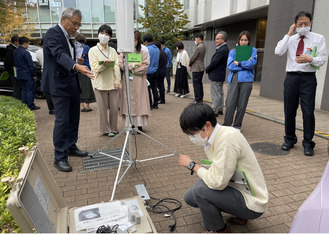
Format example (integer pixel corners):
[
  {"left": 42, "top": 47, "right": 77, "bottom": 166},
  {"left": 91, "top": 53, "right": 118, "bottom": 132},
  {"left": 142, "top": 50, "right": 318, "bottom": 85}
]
[{"left": 0, "top": 44, "right": 45, "bottom": 99}]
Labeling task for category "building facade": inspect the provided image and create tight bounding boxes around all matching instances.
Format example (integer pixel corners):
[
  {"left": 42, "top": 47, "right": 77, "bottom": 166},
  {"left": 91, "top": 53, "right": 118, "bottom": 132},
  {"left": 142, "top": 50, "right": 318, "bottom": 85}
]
[{"left": 181, "top": 0, "right": 329, "bottom": 111}]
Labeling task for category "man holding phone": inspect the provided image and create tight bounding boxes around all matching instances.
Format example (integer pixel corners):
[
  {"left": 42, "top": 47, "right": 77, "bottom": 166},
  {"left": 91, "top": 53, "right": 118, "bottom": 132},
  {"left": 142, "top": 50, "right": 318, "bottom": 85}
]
[{"left": 275, "top": 11, "right": 327, "bottom": 156}]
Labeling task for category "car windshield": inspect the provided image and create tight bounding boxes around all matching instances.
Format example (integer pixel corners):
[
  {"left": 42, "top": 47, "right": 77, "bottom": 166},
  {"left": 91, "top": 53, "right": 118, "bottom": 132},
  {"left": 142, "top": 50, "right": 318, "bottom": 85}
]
[{"left": 28, "top": 45, "right": 41, "bottom": 53}]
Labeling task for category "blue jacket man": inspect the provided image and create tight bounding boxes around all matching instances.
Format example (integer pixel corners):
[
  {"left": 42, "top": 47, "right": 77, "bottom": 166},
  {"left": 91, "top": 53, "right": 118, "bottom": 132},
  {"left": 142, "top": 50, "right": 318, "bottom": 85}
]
[
  {"left": 143, "top": 34, "right": 160, "bottom": 109},
  {"left": 160, "top": 40, "right": 173, "bottom": 92},
  {"left": 41, "top": 7, "right": 94, "bottom": 172},
  {"left": 13, "top": 36, "right": 39, "bottom": 110}
]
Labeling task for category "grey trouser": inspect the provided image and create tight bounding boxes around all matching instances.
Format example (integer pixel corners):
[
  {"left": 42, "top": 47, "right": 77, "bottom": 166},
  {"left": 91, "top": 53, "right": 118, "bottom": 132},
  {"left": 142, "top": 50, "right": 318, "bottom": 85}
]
[
  {"left": 223, "top": 73, "right": 252, "bottom": 129},
  {"left": 211, "top": 81, "right": 224, "bottom": 114},
  {"left": 184, "top": 180, "right": 262, "bottom": 231}
]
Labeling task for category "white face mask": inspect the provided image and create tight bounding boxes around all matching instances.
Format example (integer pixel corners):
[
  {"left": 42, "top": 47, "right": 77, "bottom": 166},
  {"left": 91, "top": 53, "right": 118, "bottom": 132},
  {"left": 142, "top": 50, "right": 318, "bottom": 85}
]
[
  {"left": 189, "top": 130, "right": 208, "bottom": 147},
  {"left": 98, "top": 33, "right": 110, "bottom": 44},
  {"left": 296, "top": 26, "right": 310, "bottom": 36},
  {"left": 194, "top": 40, "right": 198, "bottom": 46}
]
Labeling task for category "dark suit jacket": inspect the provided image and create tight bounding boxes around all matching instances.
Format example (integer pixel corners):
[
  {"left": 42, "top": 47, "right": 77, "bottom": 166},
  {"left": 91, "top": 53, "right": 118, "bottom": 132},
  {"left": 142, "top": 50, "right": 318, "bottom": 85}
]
[
  {"left": 189, "top": 42, "right": 206, "bottom": 72},
  {"left": 41, "top": 24, "right": 79, "bottom": 97},
  {"left": 4, "top": 44, "right": 16, "bottom": 75},
  {"left": 13, "top": 46, "right": 36, "bottom": 80},
  {"left": 205, "top": 43, "right": 229, "bottom": 82},
  {"left": 156, "top": 49, "right": 167, "bottom": 78}
]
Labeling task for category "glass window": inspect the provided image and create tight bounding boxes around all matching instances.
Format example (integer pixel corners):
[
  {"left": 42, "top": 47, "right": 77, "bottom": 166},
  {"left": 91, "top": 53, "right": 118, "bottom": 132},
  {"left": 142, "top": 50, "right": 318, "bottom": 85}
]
[
  {"left": 104, "top": 0, "right": 115, "bottom": 23},
  {"left": 77, "top": 0, "right": 91, "bottom": 23},
  {"left": 39, "top": 1, "right": 51, "bottom": 22},
  {"left": 91, "top": 0, "right": 104, "bottom": 23},
  {"left": 50, "top": 0, "right": 63, "bottom": 23},
  {"left": 64, "top": 0, "right": 76, "bottom": 8},
  {"left": 27, "top": 0, "right": 38, "bottom": 22},
  {"left": 184, "top": 0, "right": 189, "bottom": 10}
]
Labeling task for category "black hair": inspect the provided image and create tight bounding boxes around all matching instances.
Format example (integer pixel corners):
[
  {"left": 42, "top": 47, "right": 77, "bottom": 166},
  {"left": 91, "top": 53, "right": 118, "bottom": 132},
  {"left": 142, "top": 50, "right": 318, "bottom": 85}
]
[
  {"left": 98, "top": 24, "right": 112, "bottom": 37},
  {"left": 143, "top": 34, "right": 153, "bottom": 43},
  {"left": 295, "top": 11, "right": 312, "bottom": 23},
  {"left": 160, "top": 39, "right": 165, "bottom": 45},
  {"left": 19, "top": 36, "right": 29, "bottom": 45},
  {"left": 11, "top": 35, "right": 19, "bottom": 44},
  {"left": 180, "top": 103, "right": 217, "bottom": 135},
  {"left": 154, "top": 41, "right": 161, "bottom": 49},
  {"left": 195, "top": 33, "right": 204, "bottom": 41},
  {"left": 237, "top": 30, "right": 251, "bottom": 46},
  {"left": 176, "top": 41, "right": 184, "bottom": 50},
  {"left": 75, "top": 33, "right": 86, "bottom": 44}
]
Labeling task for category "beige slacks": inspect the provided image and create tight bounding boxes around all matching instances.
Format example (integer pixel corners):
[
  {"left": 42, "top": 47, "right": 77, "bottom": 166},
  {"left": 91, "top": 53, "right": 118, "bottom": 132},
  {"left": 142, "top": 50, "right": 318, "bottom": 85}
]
[{"left": 94, "top": 89, "right": 119, "bottom": 135}]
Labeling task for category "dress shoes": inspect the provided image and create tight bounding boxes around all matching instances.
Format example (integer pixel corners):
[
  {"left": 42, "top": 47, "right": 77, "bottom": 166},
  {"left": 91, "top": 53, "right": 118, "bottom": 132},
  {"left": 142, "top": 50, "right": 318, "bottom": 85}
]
[
  {"left": 281, "top": 142, "right": 294, "bottom": 151},
  {"left": 54, "top": 160, "right": 72, "bottom": 172},
  {"left": 68, "top": 149, "right": 88, "bottom": 157},
  {"left": 204, "top": 224, "right": 231, "bottom": 233},
  {"left": 158, "top": 100, "right": 165, "bottom": 104},
  {"left": 30, "top": 106, "right": 41, "bottom": 110},
  {"left": 304, "top": 148, "right": 314, "bottom": 156},
  {"left": 153, "top": 105, "right": 159, "bottom": 109},
  {"left": 218, "top": 111, "right": 223, "bottom": 115}
]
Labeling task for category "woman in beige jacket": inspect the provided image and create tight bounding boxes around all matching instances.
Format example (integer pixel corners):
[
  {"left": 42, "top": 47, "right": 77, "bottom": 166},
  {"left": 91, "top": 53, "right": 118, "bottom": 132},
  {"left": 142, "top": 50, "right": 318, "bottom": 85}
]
[
  {"left": 89, "top": 25, "right": 121, "bottom": 137},
  {"left": 119, "top": 31, "right": 151, "bottom": 132}
]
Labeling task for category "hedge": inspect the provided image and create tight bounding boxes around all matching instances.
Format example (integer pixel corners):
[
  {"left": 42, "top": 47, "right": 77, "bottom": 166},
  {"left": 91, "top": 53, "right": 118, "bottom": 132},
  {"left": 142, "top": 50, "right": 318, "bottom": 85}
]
[{"left": 0, "top": 95, "right": 36, "bottom": 233}]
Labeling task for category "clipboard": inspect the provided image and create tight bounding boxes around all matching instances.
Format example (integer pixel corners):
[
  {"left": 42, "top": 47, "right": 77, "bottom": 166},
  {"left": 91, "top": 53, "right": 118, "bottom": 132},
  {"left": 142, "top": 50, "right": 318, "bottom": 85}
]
[
  {"left": 235, "top": 45, "right": 252, "bottom": 62},
  {"left": 201, "top": 159, "right": 254, "bottom": 196},
  {"left": 98, "top": 61, "right": 115, "bottom": 68}
]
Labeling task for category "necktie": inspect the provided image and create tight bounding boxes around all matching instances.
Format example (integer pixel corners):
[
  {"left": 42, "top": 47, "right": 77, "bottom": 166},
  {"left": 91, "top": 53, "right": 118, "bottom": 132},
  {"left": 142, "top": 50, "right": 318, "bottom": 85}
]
[{"left": 296, "top": 36, "right": 305, "bottom": 56}]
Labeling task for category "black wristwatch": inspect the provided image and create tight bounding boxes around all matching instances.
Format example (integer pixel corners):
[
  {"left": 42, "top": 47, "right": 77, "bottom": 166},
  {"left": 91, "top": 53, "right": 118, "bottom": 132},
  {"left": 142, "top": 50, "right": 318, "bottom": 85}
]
[{"left": 187, "top": 161, "right": 196, "bottom": 175}]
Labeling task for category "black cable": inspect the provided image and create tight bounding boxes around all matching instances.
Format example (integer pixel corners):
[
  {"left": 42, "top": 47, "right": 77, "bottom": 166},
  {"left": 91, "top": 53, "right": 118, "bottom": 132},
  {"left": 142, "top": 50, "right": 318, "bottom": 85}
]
[{"left": 146, "top": 197, "right": 182, "bottom": 231}]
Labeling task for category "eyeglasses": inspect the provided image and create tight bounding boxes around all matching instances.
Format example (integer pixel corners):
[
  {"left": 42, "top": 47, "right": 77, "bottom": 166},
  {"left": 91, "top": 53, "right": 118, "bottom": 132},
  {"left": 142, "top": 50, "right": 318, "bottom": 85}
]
[{"left": 66, "top": 17, "right": 81, "bottom": 27}]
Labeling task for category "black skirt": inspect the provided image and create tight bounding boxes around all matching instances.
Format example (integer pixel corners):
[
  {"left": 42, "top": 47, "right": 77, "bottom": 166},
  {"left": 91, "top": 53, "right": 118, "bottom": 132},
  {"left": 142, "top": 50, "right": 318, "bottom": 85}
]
[{"left": 174, "top": 65, "right": 189, "bottom": 95}]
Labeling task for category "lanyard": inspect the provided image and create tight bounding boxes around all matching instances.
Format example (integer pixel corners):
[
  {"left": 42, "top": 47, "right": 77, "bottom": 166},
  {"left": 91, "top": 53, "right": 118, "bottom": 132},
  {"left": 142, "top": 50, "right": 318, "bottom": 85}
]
[{"left": 96, "top": 44, "right": 110, "bottom": 59}]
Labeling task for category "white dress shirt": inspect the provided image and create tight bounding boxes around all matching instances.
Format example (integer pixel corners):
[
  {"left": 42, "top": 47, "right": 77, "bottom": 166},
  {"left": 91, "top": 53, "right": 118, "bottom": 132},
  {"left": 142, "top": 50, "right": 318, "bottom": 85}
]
[{"left": 275, "top": 31, "right": 327, "bottom": 72}]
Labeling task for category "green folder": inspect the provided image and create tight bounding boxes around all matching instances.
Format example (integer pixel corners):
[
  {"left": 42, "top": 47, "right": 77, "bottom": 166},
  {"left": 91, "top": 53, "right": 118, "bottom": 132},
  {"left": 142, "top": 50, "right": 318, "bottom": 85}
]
[
  {"left": 0, "top": 71, "right": 9, "bottom": 81},
  {"left": 310, "top": 46, "right": 320, "bottom": 70},
  {"left": 235, "top": 45, "right": 252, "bottom": 62},
  {"left": 98, "top": 61, "right": 115, "bottom": 68},
  {"left": 128, "top": 53, "right": 142, "bottom": 63}
]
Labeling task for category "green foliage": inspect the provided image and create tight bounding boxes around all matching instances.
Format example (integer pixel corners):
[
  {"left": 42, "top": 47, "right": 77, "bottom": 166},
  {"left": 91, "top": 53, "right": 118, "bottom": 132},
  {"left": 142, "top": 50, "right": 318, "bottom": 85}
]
[
  {"left": 138, "top": 0, "right": 190, "bottom": 51},
  {"left": 0, "top": 95, "right": 36, "bottom": 233}
]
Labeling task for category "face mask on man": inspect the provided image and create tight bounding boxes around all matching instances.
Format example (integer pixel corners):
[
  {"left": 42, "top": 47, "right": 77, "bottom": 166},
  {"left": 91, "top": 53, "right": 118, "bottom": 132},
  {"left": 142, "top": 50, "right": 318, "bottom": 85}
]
[
  {"left": 98, "top": 33, "right": 110, "bottom": 44},
  {"left": 296, "top": 26, "right": 310, "bottom": 36},
  {"left": 189, "top": 130, "right": 208, "bottom": 147}
]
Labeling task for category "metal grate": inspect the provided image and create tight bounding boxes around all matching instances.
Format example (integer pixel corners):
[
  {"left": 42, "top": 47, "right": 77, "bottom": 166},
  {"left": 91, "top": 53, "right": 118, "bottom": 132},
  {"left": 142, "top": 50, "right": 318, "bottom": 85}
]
[
  {"left": 250, "top": 142, "right": 290, "bottom": 156},
  {"left": 83, "top": 148, "right": 130, "bottom": 171}
]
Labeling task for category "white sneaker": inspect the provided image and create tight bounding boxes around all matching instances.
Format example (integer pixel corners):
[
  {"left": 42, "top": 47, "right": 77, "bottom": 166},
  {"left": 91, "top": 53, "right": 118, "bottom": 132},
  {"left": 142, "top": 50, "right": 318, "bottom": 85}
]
[
  {"left": 175, "top": 93, "right": 180, "bottom": 97},
  {"left": 180, "top": 94, "right": 187, "bottom": 98}
]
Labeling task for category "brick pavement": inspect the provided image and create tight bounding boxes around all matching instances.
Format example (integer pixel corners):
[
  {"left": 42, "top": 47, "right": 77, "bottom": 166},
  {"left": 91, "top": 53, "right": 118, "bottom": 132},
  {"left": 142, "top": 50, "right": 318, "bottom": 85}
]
[{"left": 33, "top": 80, "right": 329, "bottom": 233}]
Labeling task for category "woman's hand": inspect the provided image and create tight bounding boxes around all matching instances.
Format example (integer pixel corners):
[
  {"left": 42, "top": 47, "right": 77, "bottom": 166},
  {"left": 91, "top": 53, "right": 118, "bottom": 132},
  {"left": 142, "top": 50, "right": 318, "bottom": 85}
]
[
  {"left": 103, "top": 59, "right": 112, "bottom": 66},
  {"left": 114, "top": 84, "right": 120, "bottom": 91},
  {"left": 233, "top": 61, "right": 239, "bottom": 66},
  {"left": 179, "top": 154, "right": 192, "bottom": 167}
]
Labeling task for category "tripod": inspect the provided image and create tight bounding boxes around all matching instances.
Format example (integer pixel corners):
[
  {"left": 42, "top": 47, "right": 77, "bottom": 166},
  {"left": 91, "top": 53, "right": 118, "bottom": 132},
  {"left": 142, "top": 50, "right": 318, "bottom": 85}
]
[{"left": 90, "top": 53, "right": 177, "bottom": 201}]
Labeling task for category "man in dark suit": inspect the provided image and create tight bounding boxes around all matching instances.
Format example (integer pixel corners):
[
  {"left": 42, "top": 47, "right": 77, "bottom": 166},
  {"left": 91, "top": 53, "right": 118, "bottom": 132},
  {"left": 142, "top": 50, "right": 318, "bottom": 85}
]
[
  {"left": 154, "top": 41, "right": 167, "bottom": 104},
  {"left": 4, "top": 35, "right": 21, "bottom": 99},
  {"left": 41, "top": 7, "right": 94, "bottom": 172},
  {"left": 13, "top": 36, "right": 40, "bottom": 110},
  {"left": 205, "top": 32, "right": 229, "bottom": 116},
  {"left": 189, "top": 33, "right": 206, "bottom": 103}
]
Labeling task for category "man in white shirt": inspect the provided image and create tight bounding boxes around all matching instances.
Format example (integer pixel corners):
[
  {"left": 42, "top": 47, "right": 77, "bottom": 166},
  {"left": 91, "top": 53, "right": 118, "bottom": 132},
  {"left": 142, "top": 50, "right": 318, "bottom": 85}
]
[{"left": 275, "top": 11, "right": 327, "bottom": 156}]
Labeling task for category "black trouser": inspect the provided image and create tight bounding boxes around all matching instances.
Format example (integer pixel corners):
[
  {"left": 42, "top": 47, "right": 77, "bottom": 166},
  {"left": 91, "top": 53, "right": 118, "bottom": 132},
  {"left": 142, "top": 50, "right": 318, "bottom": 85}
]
[
  {"left": 192, "top": 71, "right": 204, "bottom": 102},
  {"left": 147, "top": 72, "right": 159, "bottom": 108},
  {"left": 284, "top": 72, "right": 317, "bottom": 149},
  {"left": 165, "top": 67, "right": 171, "bottom": 91},
  {"left": 157, "top": 75, "right": 165, "bottom": 102},
  {"left": 11, "top": 74, "right": 21, "bottom": 100}
]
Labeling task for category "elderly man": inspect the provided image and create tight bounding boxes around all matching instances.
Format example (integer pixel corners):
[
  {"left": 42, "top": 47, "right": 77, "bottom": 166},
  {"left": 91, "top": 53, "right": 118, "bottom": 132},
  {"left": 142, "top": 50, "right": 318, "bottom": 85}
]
[
  {"left": 275, "top": 11, "right": 327, "bottom": 156},
  {"left": 41, "top": 7, "right": 94, "bottom": 172},
  {"left": 205, "top": 32, "right": 229, "bottom": 116}
]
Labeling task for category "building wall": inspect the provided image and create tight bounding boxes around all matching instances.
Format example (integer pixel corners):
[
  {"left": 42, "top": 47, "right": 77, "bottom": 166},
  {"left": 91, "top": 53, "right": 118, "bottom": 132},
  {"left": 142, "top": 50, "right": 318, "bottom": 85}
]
[{"left": 260, "top": 0, "right": 314, "bottom": 101}]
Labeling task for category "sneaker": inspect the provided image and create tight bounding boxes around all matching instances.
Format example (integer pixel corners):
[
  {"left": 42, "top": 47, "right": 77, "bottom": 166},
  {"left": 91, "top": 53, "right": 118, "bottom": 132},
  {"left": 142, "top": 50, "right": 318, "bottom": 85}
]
[
  {"left": 175, "top": 93, "right": 180, "bottom": 97},
  {"left": 180, "top": 94, "right": 187, "bottom": 98},
  {"left": 107, "top": 132, "right": 115, "bottom": 137}
]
